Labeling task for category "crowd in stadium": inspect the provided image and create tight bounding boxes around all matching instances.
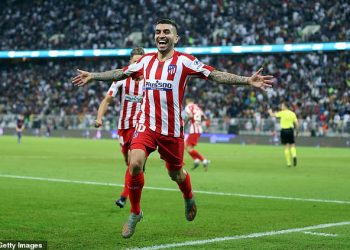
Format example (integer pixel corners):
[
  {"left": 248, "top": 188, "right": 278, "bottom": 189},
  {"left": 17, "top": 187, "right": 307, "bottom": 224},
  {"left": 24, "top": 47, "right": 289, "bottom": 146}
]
[
  {"left": 1, "top": 0, "right": 349, "bottom": 50},
  {"left": 1, "top": 51, "right": 349, "bottom": 134},
  {"left": 1, "top": 0, "right": 349, "bottom": 134}
]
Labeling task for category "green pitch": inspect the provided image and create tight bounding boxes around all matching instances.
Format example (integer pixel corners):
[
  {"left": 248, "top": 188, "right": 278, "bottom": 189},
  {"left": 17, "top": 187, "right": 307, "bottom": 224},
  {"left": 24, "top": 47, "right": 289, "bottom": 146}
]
[{"left": 0, "top": 136, "right": 349, "bottom": 249}]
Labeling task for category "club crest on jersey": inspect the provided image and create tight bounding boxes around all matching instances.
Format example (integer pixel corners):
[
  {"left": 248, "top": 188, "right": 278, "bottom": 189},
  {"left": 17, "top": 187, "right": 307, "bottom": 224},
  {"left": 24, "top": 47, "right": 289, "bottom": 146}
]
[
  {"left": 168, "top": 64, "right": 177, "bottom": 75},
  {"left": 133, "top": 131, "right": 139, "bottom": 138}
]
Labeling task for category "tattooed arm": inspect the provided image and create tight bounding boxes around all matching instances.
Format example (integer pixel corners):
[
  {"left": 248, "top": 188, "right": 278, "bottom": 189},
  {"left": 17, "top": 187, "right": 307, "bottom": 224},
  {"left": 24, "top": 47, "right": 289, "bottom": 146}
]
[
  {"left": 72, "top": 69, "right": 128, "bottom": 87},
  {"left": 208, "top": 68, "right": 274, "bottom": 91},
  {"left": 208, "top": 70, "right": 250, "bottom": 86},
  {"left": 91, "top": 69, "right": 127, "bottom": 81}
]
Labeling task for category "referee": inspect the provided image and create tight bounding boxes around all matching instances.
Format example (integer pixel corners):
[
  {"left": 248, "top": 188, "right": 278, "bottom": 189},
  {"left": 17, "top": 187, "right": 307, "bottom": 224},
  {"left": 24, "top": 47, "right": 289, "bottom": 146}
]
[{"left": 269, "top": 102, "right": 299, "bottom": 167}]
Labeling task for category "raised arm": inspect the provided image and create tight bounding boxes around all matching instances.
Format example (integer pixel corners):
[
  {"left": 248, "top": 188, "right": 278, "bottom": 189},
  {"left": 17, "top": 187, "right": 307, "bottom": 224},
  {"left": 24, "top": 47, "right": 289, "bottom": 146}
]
[
  {"left": 72, "top": 69, "right": 128, "bottom": 87},
  {"left": 208, "top": 68, "right": 273, "bottom": 91},
  {"left": 95, "top": 95, "right": 114, "bottom": 128}
]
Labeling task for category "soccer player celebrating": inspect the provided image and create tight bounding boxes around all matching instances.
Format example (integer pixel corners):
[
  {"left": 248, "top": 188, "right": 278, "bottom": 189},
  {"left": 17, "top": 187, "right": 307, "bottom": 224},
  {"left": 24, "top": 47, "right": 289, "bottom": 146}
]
[
  {"left": 268, "top": 102, "right": 299, "bottom": 167},
  {"left": 16, "top": 115, "right": 24, "bottom": 144},
  {"left": 184, "top": 98, "right": 210, "bottom": 171},
  {"left": 95, "top": 47, "right": 145, "bottom": 208},
  {"left": 72, "top": 18, "right": 273, "bottom": 238}
]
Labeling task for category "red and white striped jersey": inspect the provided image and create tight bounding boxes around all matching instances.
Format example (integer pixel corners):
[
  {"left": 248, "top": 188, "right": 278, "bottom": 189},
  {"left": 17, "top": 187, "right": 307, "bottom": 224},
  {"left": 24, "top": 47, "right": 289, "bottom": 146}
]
[
  {"left": 107, "top": 77, "right": 144, "bottom": 130},
  {"left": 185, "top": 103, "right": 204, "bottom": 134},
  {"left": 123, "top": 50, "right": 214, "bottom": 138}
]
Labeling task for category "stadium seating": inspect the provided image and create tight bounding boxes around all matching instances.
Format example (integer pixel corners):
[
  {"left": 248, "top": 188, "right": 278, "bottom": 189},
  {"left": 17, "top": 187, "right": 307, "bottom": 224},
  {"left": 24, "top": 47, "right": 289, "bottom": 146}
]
[
  {"left": 1, "top": 0, "right": 349, "bottom": 50},
  {"left": 0, "top": 1, "right": 349, "bottom": 134},
  {"left": 1, "top": 52, "right": 349, "bottom": 130}
]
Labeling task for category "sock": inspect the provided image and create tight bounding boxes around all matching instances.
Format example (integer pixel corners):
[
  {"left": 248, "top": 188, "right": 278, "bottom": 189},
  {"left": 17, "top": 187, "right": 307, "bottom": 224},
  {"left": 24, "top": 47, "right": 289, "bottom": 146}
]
[
  {"left": 120, "top": 167, "right": 129, "bottom": 198},
  {"left": 290, "top": 147, "right": 297, "bottom": 158},
  {"left": 188, "top": 149, "right": 205, "bottom": 161},
  {"left": 284, "top": 148, "right": 291, "bottom": 166},
  {"left": 177, "top": 173, "right": 193, "bottom": 199},
  {"left": 127, "top": 171, "right": 144, "bottom": 214}
]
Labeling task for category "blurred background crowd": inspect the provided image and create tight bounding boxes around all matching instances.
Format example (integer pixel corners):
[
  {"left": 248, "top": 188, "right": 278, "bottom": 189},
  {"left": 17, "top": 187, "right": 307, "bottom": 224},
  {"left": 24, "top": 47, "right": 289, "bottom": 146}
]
[
  {"left": 1, "top": 0, "right": 349, "bottom": 50},
  {"left": 0, "top": 0, "right": 349, "bottom": 135}
]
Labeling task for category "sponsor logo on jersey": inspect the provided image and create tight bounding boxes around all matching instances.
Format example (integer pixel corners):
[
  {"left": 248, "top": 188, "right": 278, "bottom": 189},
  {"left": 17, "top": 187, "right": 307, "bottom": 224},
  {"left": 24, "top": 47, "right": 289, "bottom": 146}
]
[
  {"left": 144, "top": 80, "right": 173, "bottom": 91},
  {"left": 125, "top": 94, "right": 143, "bottom": 103},
  {"left": 168, "top": 64, "right": 177, "bottom": 75}
]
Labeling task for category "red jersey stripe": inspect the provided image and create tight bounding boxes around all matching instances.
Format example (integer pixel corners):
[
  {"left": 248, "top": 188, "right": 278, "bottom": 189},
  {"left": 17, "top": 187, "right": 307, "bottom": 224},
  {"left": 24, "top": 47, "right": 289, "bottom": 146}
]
[
  {"left": 121, "top": 78, "right": 131, "bottom": 129},
  {"left": 155, "top": 61, "right": 164, "bottom": 80},
  {"left": 166, "top": 55, "right": 179, "bottom": 136},
  {"left": 145, "top": 56, "right": 157, "bottom": 80},
  {"left": 154, "top": 61, "right": 165, "bottom": 133}
]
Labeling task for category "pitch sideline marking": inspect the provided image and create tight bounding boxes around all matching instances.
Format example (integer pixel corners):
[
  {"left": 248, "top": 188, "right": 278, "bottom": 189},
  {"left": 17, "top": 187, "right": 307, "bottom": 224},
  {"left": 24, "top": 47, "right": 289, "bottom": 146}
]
[
  {"left": 303, "top": 231, "right": 338, "bottom": 237},
  {"left": 1, "top": 174, "right": 350, "bottom": 205},
  {"left": 129, "top": 221, "right": 350, "bottom": 250}
]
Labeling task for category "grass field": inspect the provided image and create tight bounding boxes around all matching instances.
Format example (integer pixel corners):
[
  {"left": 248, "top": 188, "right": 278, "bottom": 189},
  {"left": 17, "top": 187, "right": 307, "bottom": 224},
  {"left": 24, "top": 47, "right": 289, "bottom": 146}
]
[{"left": 0, "top": 135, "right": 349, "bottom": 249}]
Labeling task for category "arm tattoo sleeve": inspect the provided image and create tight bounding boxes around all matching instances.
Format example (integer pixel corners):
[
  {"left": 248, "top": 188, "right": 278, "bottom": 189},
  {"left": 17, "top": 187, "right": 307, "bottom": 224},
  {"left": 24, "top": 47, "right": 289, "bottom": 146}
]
[
  {"left": 208, "top": 70, "right": 250, "bottom": 86},
  {"left": 91, "top": 69, "right": 127, "bottom": 82}
]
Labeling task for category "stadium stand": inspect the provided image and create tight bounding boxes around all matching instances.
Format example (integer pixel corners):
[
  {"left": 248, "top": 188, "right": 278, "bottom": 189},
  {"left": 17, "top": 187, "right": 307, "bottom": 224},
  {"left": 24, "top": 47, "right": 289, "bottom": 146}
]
[
  {"left": 1, "top": 0, "right": 349, "bottom": 50},
  {"left": 1, "top": 52, "right": 349, "bottom": 131},
  {"left": 0, "top": 1, "right": 349, "bottom": 135}
]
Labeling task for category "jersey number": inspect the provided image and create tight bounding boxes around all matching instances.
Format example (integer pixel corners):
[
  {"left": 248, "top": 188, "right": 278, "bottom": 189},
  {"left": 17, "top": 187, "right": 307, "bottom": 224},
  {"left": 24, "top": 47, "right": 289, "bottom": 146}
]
[{"left": 136, "top": 124, "right": 146, "bottom": 132}]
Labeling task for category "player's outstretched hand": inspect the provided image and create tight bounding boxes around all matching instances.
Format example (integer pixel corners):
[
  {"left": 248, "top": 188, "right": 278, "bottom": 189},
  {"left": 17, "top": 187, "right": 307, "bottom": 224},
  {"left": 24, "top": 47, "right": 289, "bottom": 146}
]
[
  {"left": 248, "top": 68, "right": 274, "bottom": 91},
  {"left": 94, "top": 119, "right": 102, "bottom": 128},
  {"left": 72, "top": 69, "right": 93, "bottom": 87}
]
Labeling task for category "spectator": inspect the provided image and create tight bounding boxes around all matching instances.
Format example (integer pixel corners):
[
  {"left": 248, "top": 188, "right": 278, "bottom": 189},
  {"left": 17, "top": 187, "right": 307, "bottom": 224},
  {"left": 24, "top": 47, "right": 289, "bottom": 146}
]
[
  {"left": 1, "top": 51, "right": 349, "bottom": 125},
  {"left": 1, "top": 0, "right": 349, "bottom": 50}
]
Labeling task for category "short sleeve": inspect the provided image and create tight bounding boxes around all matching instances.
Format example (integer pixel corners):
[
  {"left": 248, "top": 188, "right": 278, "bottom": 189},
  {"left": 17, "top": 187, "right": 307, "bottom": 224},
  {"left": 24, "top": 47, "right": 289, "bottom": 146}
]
[
  {"left": 123, "top": 56, "right": 145, "bottom": 78},
  {"left": 106, "top": 81, "right": 122, "bottom": 97},
  {"left": 293, "top": 113, "right": 298, "bottom": 122},
  {"left": 182, "top": 55, "right": 215, "bottom": 79}
]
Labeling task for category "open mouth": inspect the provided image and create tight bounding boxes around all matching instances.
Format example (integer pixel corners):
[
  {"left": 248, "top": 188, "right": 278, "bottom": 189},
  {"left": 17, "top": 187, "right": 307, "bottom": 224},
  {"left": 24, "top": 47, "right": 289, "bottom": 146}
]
[{"left": 158, "top": 40, "right": 168, "bottom": 46}]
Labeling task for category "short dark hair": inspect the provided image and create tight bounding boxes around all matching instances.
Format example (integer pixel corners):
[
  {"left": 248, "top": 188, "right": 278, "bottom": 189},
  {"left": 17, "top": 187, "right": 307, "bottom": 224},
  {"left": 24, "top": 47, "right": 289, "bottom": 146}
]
[
  {"left": 155, "top": 18, "right": 178, "bottom": 33},
  {"left": 130, "top": 47, "right": 145, "bottom": 57},
  {"left": 281, "top": 101, "right": 289, "bottom": 108}
]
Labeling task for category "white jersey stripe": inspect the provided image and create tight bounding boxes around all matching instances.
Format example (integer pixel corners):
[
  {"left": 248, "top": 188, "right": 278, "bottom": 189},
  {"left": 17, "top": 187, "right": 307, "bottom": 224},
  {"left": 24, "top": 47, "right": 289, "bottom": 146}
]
[
  {"left": 148, "top": 60, "right": 159, "bottom": 130},
  {"left": 148, "top": 90, "right": 156, "bottom": 131},
  {"left": 160, "top": 90, "right": 168, "bottom": 135}
]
